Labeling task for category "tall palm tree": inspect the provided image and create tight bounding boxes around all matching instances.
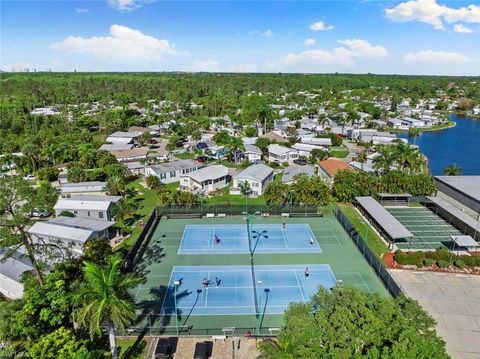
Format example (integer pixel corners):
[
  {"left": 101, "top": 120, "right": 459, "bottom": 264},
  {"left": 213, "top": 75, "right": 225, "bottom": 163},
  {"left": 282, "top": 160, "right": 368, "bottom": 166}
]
[
  {"left": 239, "top": 181, "right": 251, "bottom": 211},
  {"left": 229, "top": 137, "right": 245, "bottom": 164},
  {"left": 444, "top": 163, "right": 462, "bottom": 176},
  {"left": 393, "top": 142, "right": 418, "bottom": 172},
  {"left": 105, "top": 176, "right": 126, "bottom": 196},
  {"left": 372, "top": 145, "right": 396, "bottom": 174},
  {"left": 72, "top": 255, "right": 141, "bottom": 359}
]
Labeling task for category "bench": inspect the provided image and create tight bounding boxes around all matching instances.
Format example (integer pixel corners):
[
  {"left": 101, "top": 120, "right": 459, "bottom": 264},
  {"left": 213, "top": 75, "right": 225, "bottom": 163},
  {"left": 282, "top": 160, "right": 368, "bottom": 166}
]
[
  {"left": 281, "top": 213, "right": 290, "bottom": 218},
  {"left": 261, "top": 212, "right": 270, "bottom": 218},
  {"left": 268, "top": 328, "right": 280, "bottom": 335},
  {"left": 217, "top": 213, "right": 226, "bottom": 218},
  {"left": 211, "top": 335, "right": 227, "bottom": 341},
  {"left": 206, "top": 213, "right": 215, "bottom": 218}
]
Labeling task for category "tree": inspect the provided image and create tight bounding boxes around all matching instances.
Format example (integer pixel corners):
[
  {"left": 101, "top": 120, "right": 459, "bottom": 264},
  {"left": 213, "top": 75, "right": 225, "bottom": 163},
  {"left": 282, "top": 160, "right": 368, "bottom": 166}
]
[
  {"left": 72, "top": 255, "right": 141, "bottom": 359},
  {"left": 255, "top": 137, "right": 271, "bottom": 155},
  {"left": 28, "top": 327, "right": 88, "bottom": 359},
  {"left": 372, "top": 145, "right": 396, "bottom": 173},
  {"left": 113, "top": 198, "right": 138, "bottom": 225},
  {"left": 146, "top": 174, "right": 160, "bottom": 190},
  {"left": 444, "top": 163, "right": 462, "bottom": 176},
  {"left": 35, "top": 166, "right": 60, "bottom": 182},
  {"left": 264, "top": 181, "right": 289, "bottom": 206},
  {"left": 229, "top": 136, "right": 245, "bottom": 164},
  {"left": 291, "top": 174, "right": 330, "bottom": 206},
  {"left": 260, "top": 286, "right": 448, "bottom": 359},
  {"left": 213, "top": 130, "right": 232, "bottom": 146},
  {"left": 0, "top": 152, "right": 20, "bottom": 175},
  {"left": 105, "top": 176, "right": 126, "bottom": 196},
  {"left": 0, "top": 177, "right": 59, "bottom": 286},
  {"left": 83, "top": 238, "right": 112, "bottom": 265}
]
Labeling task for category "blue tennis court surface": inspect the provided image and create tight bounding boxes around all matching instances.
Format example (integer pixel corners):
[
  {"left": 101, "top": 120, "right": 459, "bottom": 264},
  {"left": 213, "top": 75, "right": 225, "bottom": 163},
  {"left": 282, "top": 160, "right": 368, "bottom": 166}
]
[
  {"left": 178, "top": 224, "right": 321, "bottom": 254},
  {"left": 161, "top": 264, "right": 336, "bottom": 316}
]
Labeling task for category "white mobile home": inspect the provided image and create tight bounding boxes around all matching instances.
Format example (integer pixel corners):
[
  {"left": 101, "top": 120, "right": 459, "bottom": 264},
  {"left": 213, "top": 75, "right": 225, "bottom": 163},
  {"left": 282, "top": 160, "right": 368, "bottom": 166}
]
[
  {"left": 230, "top": 163, "right": 274, "bottom": 196},
  {"left": 180, "top": 165, "right": 229, "bottom": 194},
  {"left": 54, "top": 195, "right": 121, "bottom": 221},
  {"left": 145, "top": 160, "right": 203, "bottom": 184},
  {"left": 268, "top": 144, "right": 299, "bottom": 164}
]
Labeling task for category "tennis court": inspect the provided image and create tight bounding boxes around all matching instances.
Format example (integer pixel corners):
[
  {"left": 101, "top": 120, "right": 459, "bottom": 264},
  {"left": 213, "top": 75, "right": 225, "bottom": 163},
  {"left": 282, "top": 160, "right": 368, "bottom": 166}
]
[
  {"left": 161, "top": 264, "right": 336, "bottom": 316},
  {"left": 387, "top": 207, "right": 463, "bottom": 250},
  {"left": 131, "top": 215, "right": 388, "bottom": 335},
  {"left": 179, "top": 223, "right": 322, "bottom": 254}
]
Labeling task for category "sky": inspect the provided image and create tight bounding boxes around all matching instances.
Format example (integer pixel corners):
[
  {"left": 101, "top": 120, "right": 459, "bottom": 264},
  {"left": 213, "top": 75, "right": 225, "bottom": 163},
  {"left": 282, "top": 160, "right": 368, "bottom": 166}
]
[{"left": 1, "top": 0, "right": 479, "bottom": 75}]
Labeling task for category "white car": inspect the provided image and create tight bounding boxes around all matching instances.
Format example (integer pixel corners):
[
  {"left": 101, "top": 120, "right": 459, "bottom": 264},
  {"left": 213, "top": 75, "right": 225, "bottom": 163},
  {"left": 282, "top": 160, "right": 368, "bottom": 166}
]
[
  {"left": 29, "top": 208, "right": 49, "bottom": 218},
  {"left": 23, "top": 174, "right": 36, "bottom": 181}
]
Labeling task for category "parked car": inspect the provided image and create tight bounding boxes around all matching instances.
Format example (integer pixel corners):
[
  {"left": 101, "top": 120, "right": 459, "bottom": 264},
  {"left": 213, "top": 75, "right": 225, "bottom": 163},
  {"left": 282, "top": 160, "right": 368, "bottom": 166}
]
[
  {"left": 23, "top": 174, "right": 36, "bottom": 181},
  {"left": 149, "top": 139, "right": 158, "bottom": 144},
  {"left": 195, "top": 156, "right": 208, "bottom": 163},
  {"left": 29, "top": 208, "right": 49, "bottom": 218},
  {"left": 293, "top": 158, "right": 307, "bottom": 166}
]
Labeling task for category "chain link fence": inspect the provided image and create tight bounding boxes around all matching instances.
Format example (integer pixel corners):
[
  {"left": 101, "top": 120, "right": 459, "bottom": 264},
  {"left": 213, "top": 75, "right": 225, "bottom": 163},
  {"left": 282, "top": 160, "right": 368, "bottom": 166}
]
[{"left": 335, "top": 207, "right": 402, "bottom": 297}]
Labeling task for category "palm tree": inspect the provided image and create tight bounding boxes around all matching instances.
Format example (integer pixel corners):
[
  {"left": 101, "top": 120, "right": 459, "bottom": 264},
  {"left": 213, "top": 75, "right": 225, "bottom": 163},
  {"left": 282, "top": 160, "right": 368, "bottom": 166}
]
[
  {"left": 229, "top": 137, "right": 245, "bottom": 164},
  {"left": 372, "top": 145, "right": 396, "bottom": 174},
  {"left": 239, "top": 181, "right": 251, "bottom": 211},
  {"left": 113, "top": 198, "right": 138, "bottom": 224},
  {"left": 72, "top": 255, "right": 141, "bottom": 359},
  {"left": 444, "top": 163, "right": 462, "bottom": 176},
  {"left": 105, "top": 176, "right": 126, "bottom": 196},
  {"left": 393, "top": 142, "right": 417, "bottom": 172}
]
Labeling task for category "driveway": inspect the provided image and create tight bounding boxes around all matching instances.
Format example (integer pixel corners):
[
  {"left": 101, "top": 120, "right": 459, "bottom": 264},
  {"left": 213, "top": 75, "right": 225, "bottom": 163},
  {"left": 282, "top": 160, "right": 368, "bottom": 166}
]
[{"left": 389, "top": 269, "right": 480, "bottom": 359}]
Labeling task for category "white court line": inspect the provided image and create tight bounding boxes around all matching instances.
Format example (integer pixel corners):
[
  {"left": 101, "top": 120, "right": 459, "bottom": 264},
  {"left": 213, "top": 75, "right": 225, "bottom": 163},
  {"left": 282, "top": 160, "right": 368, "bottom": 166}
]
[
  {"left": 294, "top": 270, "right": 307, "bottom": 302},
  {"left": 280, "top": 228, "right": 289, "bottom": 248}
]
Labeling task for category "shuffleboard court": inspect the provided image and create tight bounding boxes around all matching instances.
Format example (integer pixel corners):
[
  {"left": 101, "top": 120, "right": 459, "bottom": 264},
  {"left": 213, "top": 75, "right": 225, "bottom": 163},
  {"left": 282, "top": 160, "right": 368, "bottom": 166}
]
[
  {"left": 178, "top": 223, "right": 321, "bottom": 254},
  {"left": 161, "top": 264, "right": 336, "bottom": 316}
]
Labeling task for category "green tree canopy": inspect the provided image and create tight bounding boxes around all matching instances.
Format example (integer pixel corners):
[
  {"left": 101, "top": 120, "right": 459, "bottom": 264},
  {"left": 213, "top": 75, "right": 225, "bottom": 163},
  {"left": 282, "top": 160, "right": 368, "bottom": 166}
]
[{"left": 260, "top": 286, "right": 448, "bottom": 359}]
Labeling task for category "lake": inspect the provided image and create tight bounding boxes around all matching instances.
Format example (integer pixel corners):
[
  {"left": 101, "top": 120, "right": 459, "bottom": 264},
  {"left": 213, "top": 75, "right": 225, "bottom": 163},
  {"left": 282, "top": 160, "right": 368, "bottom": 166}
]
[{"left": 398, "top": 114, "right": 480, "bottom": 175}]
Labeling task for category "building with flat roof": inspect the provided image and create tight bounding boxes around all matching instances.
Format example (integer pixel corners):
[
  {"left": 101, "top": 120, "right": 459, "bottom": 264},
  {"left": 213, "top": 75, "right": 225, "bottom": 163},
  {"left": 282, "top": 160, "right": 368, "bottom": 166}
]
[
  {"left": 282, "top": 165, "right": 316, "bottom": 184},
  {"left": 434, "top": 176, "right": 480, "bottom": 215},
  {"left": 145, "top": 160, "right": 203, "bottom": 184},
  {"left": 54, "top": 195, "right": 121, "bottom": 221},
  {"left": 60, "top": 181, "right": 106, "bottom": 198}
]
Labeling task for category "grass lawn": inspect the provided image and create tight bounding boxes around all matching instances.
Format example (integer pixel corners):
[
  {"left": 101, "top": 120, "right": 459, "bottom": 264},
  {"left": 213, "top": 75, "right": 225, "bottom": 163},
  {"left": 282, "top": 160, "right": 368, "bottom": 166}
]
[
  {"left": 330, "top": 146, "right": 349, "bottom": 158},
  {"left": 174, "top": 152, "right": 195, "bottom": 160},
  {"left": 116, "top": 179, "right": 159, "bottom": 250},
  {"left": 165, "top": 181, "right": 179, "bottom": 191},
  {"left": 338, "top": 203, "right": 388, "bottom": 258},
  {"left": 116, "top": 337, "right": 149, "bottom": 359},
  {"left": 205, "top": 186, "right": 266, "bottom": 206}
]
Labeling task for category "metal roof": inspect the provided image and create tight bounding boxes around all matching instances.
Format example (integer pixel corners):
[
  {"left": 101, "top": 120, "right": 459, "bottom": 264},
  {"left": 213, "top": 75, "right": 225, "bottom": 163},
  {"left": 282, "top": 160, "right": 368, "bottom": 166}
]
[
  {"left": 234, "top": 164, "right": 273, "bottom": 182},
  {"left": 427, "top": 196, "right": 480, "bottom": 232},
  {"left": 54, "top": 195, "right": 121, "bottom": 211},
  {"left": 183, "top": 165, "right": 229, "bottom": 183},
  {"left": 451, "top": 235, "right": 480, "bottom": 248},
  {"left": 0, "top": 250, "right": 33, "bottom": 282},
  {"left": 434, "top": 176, "right": 480, "bottom": 203},
  {"left": 48, "top": 216, "right": 115, "bottom": 231},
  {"left": 355, "top": 196, "right": 413, "bottom": 239},
  {"left": 149, "top": 160, "right": 199, "bottom": 174},
  {"left": 28, "top": 222, "right": 95, "bottom": 243},
  {"left": 282, "top": 165, "right": 315, "bottom": 183}
]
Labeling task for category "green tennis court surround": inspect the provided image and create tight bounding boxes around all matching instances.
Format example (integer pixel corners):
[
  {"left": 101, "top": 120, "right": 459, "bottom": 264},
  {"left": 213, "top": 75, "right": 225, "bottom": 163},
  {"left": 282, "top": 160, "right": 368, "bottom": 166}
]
[{"left": 131, "top": 215, "right": 388, "bottom": 336}]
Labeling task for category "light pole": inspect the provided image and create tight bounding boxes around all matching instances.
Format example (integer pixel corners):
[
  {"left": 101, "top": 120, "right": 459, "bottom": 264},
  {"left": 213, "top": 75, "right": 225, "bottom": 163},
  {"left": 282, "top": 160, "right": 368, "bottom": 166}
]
[
  {"left": 242, "top": 211, "right": 260, "bottom": 258},
  {"left": 255, "top": 281, "right": 270, "bottom": 335},
  {"left": 173, "top": 280, "right": 180, "bottom": 336}
]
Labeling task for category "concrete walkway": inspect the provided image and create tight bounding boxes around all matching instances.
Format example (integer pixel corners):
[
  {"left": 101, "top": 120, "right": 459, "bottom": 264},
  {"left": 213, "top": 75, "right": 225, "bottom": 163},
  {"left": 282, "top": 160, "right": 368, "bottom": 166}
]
[{"left": 389, "top": 269, "right": 480, "bottom": 359}]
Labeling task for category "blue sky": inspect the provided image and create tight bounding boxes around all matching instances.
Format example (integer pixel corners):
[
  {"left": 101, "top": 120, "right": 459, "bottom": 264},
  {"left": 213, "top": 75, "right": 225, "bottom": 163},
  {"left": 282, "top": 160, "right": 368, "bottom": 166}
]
[{"left": 1, "top": 0, "right": 479, "bottom": 75}]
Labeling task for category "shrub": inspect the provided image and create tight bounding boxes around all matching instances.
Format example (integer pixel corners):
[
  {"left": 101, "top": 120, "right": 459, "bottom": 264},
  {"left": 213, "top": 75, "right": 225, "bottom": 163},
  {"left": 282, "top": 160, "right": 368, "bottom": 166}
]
[
  {"left": 459, "top": 255, "right": 477, "bottom": 267},
  {"left": 426, "top": 248, "right": 452, "bottom": 263},
  {"left": 454, "top": 260, "right": 465, "bottom": 269},
  {"left": 437, "top": 260, "right": 449, "bottom": 268},
  {"left": 394, "top": 251, "right": 424, "bottom": 267},
  {"left": 35, "top": 167, "right": 60, "bottom": 182},
  {"left": 424, "top": 258, "right": 435, "bottom": 267}
]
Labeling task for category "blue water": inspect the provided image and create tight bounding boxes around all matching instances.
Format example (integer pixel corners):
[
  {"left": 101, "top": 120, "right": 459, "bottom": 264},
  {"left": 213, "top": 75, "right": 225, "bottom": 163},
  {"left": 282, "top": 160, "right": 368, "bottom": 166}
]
[{"left": 398, "top": 114, "right": 480, "bottom": 175}]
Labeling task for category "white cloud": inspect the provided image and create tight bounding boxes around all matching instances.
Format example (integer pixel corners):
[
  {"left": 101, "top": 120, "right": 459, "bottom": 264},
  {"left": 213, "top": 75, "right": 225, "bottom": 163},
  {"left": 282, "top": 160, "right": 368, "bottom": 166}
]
[
  {"left": 262, "top": 30, "right": 274, "bottom": 38},
  {"left": 75, "top": 8, "right": 89, "bottom": 13},
  {"left": 385, "top": 0, "right": 480, "bottom": 30},
  {"left": 404, "top": 50, "right": 471, "bottom": 64},
  {"left": 453, "top": 24, "right": 473, "bottom": 33},
  {"left": 229, "top": 64, "right": 258, "bottom": 73},
  {"left": 338, "top": 39, "right": 389, "bottom": 58},
  {"left": 267, "top": 48, "right": 354, "bottom": 72},
  {"left": 190, "top": 60, "right": 221, "bottom": 72},
  {"left": 50, "top": 25, "right": 187, "bottom": 63},
  {"left": 309, "top": 21, "right": 334, "bottom": 31},
  {"left": 107, "top": 0, "right": 143, "bottom": 11},
  {"left": 304, "top": 38, "right": 316, "bottom": 46}
]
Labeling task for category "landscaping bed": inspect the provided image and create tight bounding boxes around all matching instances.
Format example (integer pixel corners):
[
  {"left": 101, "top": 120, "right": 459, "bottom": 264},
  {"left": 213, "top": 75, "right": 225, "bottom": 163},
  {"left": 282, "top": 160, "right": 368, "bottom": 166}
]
[{"left": 384, "top": 248, "right": 480, "bottom": 275}]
